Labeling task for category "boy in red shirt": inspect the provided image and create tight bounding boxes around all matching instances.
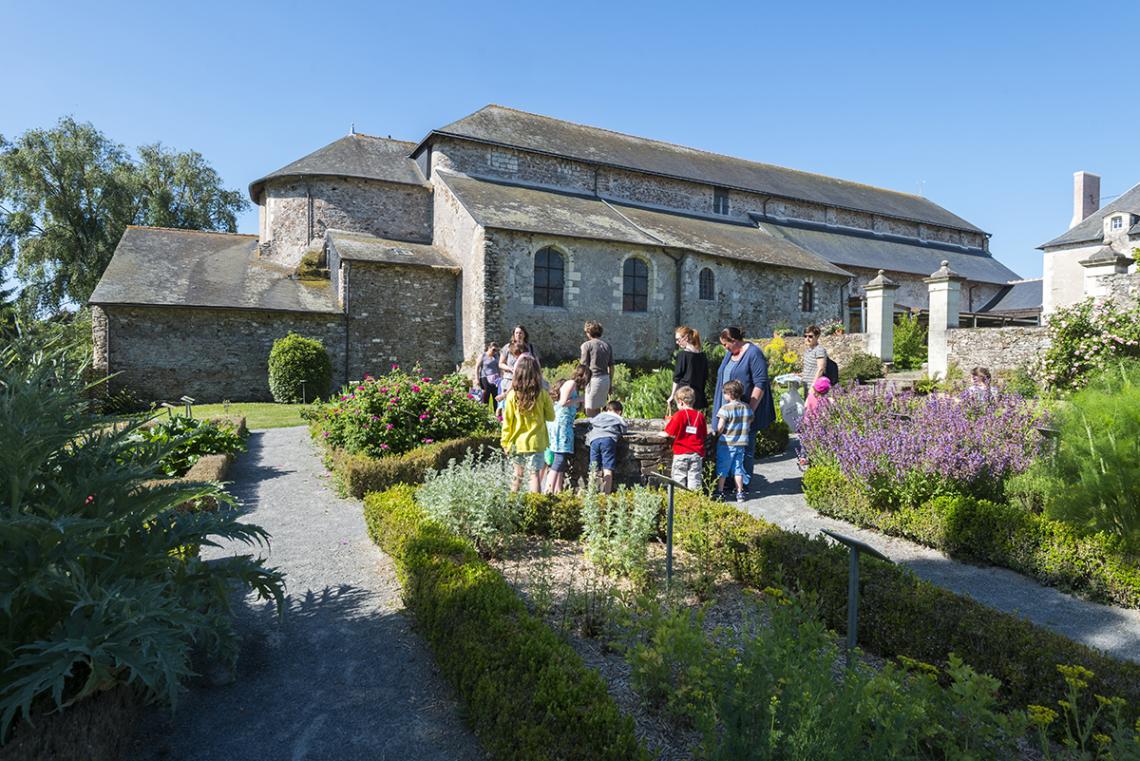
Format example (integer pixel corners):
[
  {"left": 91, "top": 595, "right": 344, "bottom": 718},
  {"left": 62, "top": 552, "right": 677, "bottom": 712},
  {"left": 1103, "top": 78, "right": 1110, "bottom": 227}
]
[{"left": 664, "top": 385, "right": 708, "bottom": 490}]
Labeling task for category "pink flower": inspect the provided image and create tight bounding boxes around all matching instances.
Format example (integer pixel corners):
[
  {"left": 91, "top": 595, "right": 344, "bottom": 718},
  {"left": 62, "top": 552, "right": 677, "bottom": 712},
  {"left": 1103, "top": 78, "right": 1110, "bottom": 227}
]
[
  {"left": 386, "top": 423, "right": 394, "bottom": 430},
  {"left": 322, "top": 431, "right": 330, "bottom": 438},
  {"left": 418, "top": 413, "right": 429, "bottom": 420},
  {"left": 411, "top": 385, "right": 421, "bottom": 393},
  {"left": 391, "top": 364, "right": 399, "bottom": 370},
  {"left": 380, "top": 443, "right": 390, "bottom": 450},
  {"left": 363, "top": 373, "right": 373, "bottom": 380},
  {"left": 423, "top": 438, "right": 434, "bottom": 444},
  {"left": 421, "top": 377, "right": 432, "bottom": 383}
]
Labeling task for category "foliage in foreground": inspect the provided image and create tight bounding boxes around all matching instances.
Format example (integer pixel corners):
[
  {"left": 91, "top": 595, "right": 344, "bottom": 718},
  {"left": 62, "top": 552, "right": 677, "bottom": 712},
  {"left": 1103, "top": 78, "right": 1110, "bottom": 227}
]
[
  {"left": 132, "top": 415, "right": 246, "bottom": 477},
  {"left": 309, "top": 366, "right": 493, "bottom": 458},
  {"left": 267, "top": 332, "right": 332, "bottom": 404},
  {"left": 0, "top": 346, "right": 284, "bottom": 741},
  {"left": 362, "top": 485, "right": 647, "bottom": 761},
  {"left": 580, "top": 479, "right": 660, "bottom": 582},
  {"left": 1031, "top": 296, "right": 1140, "bottom": 392}
]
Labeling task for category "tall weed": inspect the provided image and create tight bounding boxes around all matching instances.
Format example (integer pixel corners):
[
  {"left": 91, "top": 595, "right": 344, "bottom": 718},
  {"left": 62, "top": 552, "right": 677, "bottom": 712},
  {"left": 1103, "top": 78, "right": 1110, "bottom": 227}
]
[{"left": 580, "top": 482, "right": 660, "bottom": 582}]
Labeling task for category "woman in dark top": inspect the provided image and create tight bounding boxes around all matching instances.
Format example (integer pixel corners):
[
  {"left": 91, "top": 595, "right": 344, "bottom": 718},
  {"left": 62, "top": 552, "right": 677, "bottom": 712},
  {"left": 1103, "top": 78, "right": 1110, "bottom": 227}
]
[{"left": 667, "top": 326, "right": 709, "bottom": 410}]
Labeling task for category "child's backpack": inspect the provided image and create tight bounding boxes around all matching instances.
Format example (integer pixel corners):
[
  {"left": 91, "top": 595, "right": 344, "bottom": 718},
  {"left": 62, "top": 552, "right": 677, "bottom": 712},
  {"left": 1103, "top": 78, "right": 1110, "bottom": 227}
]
[{"left": 824, "top": 358, "right": 840, "bottom": 386}]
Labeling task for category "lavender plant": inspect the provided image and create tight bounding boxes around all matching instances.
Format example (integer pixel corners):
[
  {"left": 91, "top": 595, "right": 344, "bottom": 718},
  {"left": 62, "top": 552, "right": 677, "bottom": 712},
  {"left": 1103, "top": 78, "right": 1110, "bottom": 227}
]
[{"left": 799, "top": 386, "right": 1045, "bottom": 506}]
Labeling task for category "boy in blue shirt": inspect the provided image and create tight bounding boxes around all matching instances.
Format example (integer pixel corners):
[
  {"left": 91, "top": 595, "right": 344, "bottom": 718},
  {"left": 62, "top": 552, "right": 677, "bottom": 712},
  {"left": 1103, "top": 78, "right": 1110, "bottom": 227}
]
[{"left": 715, "top": 380, "right": 753, "bottom": 502}]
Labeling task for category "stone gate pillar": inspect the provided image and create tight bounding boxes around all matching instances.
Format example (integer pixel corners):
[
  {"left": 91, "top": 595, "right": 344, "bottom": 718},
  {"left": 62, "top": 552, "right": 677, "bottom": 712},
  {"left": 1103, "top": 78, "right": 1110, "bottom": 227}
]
[
  {"left": 1080, "top": 247, "right": 1132, "bottom": 300},
  {"left": 925, "top": 261, "right": 965, "bottom": 378},
  {"left": 864, "top": 269, "right": 898, "bottom": 362}
]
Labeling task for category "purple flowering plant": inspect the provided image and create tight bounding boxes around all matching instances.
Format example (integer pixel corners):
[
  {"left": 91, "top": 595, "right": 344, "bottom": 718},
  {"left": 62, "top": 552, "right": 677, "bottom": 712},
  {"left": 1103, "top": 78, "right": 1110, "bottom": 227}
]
[
  {"left": 312, "top": 365, "right": 493, "bottom": 457},
  {"left": 799, "top": 386, "right": 1046, "bottom": 506}
]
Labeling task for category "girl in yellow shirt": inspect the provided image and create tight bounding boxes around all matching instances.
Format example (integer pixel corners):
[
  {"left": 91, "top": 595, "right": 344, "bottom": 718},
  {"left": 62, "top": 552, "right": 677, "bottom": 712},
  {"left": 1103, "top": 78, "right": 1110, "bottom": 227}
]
[{"left": 500, "top": 355, "right": 555, "bottom": 492}]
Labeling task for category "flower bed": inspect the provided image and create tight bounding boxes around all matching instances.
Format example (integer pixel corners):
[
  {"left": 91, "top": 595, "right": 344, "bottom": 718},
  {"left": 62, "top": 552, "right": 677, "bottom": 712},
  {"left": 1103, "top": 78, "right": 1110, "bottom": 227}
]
[{"left": 318, "top": 433, "right": 499, "bottom": 499}]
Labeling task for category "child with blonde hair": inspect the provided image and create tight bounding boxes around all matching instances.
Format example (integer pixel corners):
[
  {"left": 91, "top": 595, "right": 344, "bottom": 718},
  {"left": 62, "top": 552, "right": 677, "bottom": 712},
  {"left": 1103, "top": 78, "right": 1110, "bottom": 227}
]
[
  {"left": 545, "top": 364, "right": 592, "bottom": 493},
  {"left": 664, "top": 385, "right": 707, "bottom": 490},
  {"left": 500, "top": 355, "right": 555, "bottom": 492}
]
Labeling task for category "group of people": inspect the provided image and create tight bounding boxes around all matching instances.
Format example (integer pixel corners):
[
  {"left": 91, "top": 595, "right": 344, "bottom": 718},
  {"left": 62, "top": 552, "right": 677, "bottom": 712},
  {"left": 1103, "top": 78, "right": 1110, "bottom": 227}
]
[{"left": 490, "top": 320, "right": 791, "bottom": 499}]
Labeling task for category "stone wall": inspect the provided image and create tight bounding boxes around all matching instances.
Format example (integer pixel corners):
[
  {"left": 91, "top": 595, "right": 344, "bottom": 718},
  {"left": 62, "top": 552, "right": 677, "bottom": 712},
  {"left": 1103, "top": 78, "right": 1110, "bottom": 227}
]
[
  {"left": 944, "top": 326, "right": 1050, "bottom": 373},
  {"left": 431, "top": 136, "right": 984, "bottom": 250},
  {"left": 263, "top": 176, "right": 432, "bottom": 268},
  {"left": 782, "top": 333, "right": 870, "bottom": 368},
  {"left": 94, "top": 305, "right": 346, "bottom": 403},
  {"left": 344, "top": 261, "right": 459, "bottom": 381},
  {"left": 432, "top": 178, "right": 487, "bottom": 364},
  {"left": 567, "top": 418, "right": 673, "bottom": 488},
  {"left": 1100, "top": 271, "right": 1140, "bottom": 303}
]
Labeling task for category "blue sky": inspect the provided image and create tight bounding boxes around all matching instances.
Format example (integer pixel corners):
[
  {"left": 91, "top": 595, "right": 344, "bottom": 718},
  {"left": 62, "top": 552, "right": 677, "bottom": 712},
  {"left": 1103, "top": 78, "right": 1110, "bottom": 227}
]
[{"left": 4, "top": 0, "right": 1139, "bottom": 280}]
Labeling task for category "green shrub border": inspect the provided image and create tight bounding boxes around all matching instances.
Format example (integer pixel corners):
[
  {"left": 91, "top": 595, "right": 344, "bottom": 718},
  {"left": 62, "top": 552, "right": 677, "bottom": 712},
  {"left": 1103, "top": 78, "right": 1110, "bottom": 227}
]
[
  {"left": 667, "top": 491, "right": 1140, "bottom": 725},
  {"left": 362, "top": 486, "right": 646, "bottom": 761},
  {"left": 801, "top": 465, "right": 1140, "bottom": 608}
]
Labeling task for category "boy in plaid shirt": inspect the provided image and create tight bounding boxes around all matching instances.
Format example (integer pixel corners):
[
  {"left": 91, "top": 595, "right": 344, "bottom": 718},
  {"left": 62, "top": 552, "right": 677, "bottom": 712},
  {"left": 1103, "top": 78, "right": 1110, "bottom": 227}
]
[{"left": 715, "top": 380, "right": 752, "bottom": 502}]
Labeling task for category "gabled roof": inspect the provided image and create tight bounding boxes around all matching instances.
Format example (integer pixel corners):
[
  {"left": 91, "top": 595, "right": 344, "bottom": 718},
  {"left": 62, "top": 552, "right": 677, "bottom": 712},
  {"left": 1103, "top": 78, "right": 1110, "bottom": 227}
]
[
  {"left": 976, "top": 278, "right": 1043, "bottom": 316},
  {"left": 757, "top": 220, "right": 1022, "bottom": 284},
  {"left": 1040, "top": 182, "right": 1140, "bottom": 249},
  {"left": 89, "top": 227, "right": 340, "bottom": 314},
  {"left": 437, "top": 172, "right": 850, "bottom": 278},
  {"left": 421, "top": 105, "right": 985, "bottom": 234},
  {"left": 249, "top": 134, "right": 428, "bottom": 201},
  {"left": 326, "top": 230, "right": 458, "bottom": 270}
]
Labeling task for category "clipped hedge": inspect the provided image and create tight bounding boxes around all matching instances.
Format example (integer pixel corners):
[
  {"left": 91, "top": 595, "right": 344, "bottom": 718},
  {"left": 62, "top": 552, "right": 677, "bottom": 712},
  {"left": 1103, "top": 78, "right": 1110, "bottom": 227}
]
[
  {"left": 667, "top": 491, "right": 1140, "bottom": 725},
  {"left": 802, "top": 465, "right": 1140, "bottom": 608},
  {"left": 268, "top": 332, "right": 331, "bottom": 403},
  {"left": 363, "top": 486, "right": 646, "bottom": 761},
  {"left": 321, "top": 434, "right": 499, "bottom": 499}
]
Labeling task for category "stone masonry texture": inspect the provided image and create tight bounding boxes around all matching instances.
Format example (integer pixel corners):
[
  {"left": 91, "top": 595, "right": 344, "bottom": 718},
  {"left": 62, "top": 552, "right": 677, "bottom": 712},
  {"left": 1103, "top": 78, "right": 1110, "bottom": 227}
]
[{"left": 945, "top": 326, "right": 1051, "bottom": 373}]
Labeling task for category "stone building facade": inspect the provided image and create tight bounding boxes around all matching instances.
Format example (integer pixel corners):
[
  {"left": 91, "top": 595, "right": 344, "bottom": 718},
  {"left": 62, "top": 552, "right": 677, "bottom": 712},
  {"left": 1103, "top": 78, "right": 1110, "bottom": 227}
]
[{"left": 91, "top": 105, "right": 1027, "bottom": 402}]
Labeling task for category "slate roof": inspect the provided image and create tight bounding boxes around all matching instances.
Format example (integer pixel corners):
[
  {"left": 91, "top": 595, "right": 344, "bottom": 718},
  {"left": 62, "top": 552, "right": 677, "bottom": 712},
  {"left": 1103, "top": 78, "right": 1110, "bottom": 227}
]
[
  {"left": 438, "top": 172, "right": 850, "bottom": 277},
  {"left": 423, "top": 105, "right": 984, "bottom": 234},
  {"left": 757, "top": 221, "right": 1022, "bottom": 285},
  {"left": 976, "top": 279, "right": 1043, "bottom": 316},
  {"left": 249, "top": 134, "right": 428, "bottom": 201},
  {"left": 325, "top": 230, "right": 459, "bottom": 269},
  {"left": 1040, "top": 182, "right": 1140, "bottom": 249},
  {"left": 89, "top": 227, "right": 340, "bottom": 314}
]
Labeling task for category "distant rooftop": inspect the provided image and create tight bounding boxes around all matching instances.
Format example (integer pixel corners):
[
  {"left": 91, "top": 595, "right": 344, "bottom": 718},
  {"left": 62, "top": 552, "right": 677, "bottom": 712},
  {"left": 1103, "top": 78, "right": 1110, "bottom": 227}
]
[
  {"left": 421, "top": 104, "right": 985, "bottom": 234},
  {"left": 1040, "top": 181, "right": 1140, "bottom": 249},
  {"left": 249, "top": 134, "right": 428, "bottom": 201}
]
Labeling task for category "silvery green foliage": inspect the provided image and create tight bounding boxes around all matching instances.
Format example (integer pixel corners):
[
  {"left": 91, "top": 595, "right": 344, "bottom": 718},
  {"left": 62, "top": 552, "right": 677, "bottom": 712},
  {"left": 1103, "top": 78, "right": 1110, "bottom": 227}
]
[
  {"left": 581, "top": 482, "right": 661, "bottom": 581},
  {"left": 417, "top": 451, "right": 521, "bottom": 556}
]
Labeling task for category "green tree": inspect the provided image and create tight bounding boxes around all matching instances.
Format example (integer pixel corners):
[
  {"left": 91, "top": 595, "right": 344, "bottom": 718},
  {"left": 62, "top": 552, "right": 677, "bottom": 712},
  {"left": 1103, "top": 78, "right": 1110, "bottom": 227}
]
[
  {"left": 892, "top": 313, "right": 927, "bottom": 370},
  {"left": 0, "top": 117, "right": 248, "bottom": 317}
]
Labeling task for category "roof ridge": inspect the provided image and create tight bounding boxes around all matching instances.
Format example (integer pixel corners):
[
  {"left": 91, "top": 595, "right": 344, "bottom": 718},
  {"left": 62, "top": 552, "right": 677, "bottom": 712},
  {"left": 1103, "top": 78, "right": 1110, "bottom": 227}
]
[
  {"left": 466, "top": 104, "right": 938, "bottom": 205},
  {"left": 125, "top": 225, "right": 256, "bottom": 238},
  {"left": 347, "top": 133, "right": 416, "bottom": 146}
]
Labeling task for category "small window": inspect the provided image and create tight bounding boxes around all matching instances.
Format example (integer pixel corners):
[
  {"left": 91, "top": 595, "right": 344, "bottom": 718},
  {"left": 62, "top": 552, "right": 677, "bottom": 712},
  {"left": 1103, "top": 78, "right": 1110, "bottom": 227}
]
[
  {"left": 801, "top": 281, "right": 815, "bottom": 312},
  {"left": 533, "top": 247, "right": 565, "bottom": 307},
  {"left": 623, "top": 258, "right": 649, "bottom": 313},
  {"left": 699, "top": 268, "right": 715, "bottom": 300},
  {"left": 713, "top": 187, "right": 729, "bottom": 215},
  {"left": 1111, "top": 216, "right": 1124, "bottom": 230}
]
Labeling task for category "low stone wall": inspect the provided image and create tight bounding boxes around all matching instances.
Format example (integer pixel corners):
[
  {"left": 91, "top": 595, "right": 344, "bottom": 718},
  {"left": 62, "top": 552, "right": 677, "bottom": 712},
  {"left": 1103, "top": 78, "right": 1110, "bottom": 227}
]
[
  {"left": 567, "top": 418, "right": 672, "bottom": 487},
  {"left": 945, "top": 326, "right": 1050, "bottom": 373},
  {"left": 781, "top": 333, "right": 868, "bottom": 368}
]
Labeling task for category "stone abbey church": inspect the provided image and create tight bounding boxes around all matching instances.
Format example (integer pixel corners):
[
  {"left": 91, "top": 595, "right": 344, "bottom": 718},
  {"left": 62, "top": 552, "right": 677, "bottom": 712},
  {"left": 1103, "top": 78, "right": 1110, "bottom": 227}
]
[{"left": 91, "top": 105, "right": 1027, "bottom": 401}]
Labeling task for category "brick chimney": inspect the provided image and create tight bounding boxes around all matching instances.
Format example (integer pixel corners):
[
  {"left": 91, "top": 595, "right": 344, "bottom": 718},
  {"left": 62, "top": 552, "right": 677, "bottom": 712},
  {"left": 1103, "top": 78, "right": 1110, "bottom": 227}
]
[{"left": 1070, "top": 171, "right": 1101, "bottom": 228}]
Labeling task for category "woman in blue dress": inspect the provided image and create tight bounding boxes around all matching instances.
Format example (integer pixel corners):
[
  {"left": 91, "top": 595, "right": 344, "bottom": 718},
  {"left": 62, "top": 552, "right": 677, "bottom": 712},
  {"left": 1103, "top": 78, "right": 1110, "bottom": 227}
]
[{"left": 711, "top": 326, "right": 774, "bottom": 489}]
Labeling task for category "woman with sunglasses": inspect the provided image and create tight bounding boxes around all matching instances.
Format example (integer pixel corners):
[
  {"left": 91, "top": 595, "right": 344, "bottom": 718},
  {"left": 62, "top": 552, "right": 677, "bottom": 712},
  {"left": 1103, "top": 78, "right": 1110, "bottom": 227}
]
[{"left": 801, "top": 325, "right": 828, "bottom": 401}]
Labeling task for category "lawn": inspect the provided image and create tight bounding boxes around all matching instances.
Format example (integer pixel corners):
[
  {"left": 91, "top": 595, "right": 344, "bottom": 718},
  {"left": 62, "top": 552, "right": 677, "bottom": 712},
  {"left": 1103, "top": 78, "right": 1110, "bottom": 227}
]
[{"left": 190, "top": 402, "right": 311, "bottom": 430}]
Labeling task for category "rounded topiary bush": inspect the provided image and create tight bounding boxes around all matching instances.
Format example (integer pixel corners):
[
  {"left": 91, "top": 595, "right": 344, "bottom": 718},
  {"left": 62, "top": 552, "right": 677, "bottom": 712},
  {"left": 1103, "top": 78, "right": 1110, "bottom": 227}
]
[{"left": 268, "top": 332, "right": 332, "bottom": 403}]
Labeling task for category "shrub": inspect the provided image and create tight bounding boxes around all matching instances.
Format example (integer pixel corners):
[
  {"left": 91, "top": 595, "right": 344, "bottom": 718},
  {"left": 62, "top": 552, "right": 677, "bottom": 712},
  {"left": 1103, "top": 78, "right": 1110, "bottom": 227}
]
[
  {"left": 666, "top": 493, "right": 1140, "bottom": 728},
  {"left": 267, "top": 332, "right": 332, "bottom": 403},
  {"left": 520, "top": 492, "right": 586, "bottom": 540},
  {"left": 0, "top": 346, "right": 284, "bottom": 741},
  {"left": 838, "top": 351, "right": 885, "bottom": 384},
  {"left": 318, "top": 434, "right": 498, "bottom": 499},
  {"left": 310, "top": 366, "right": 493, "bottom": 458},
  {"left": 762, "top": 333, "right": 799, "bottom": 379},
  {"left": 892, "top": 313, "right": 927, "bottom": 370},
  {"left": 362, "top": 486, "right": 647, "bottom": 760},
  {"left": 754, "top": 419, "right": 789, "bottom": 458},
  {"left": 623, "top": 367, "right": 673, "bottom": 418},
  {"left": 798, "top": 386, "right": 1044, "bottom": 505},
  {"left": 132, "top": 415, "right": 246, "bottom": 477},
  {"left": 1044, "top": 362, "right": 1140, "bottom": 553},
  {"left": 1031, "top": 296, "right": 1140, "bottom": 392},
  {"left": 580, "top": 481, "right": 661, "bottom": 582},
  {"left": 416, "top": 451, "right": 521, "bottom": 557},
  {"left": 802, "top": 465, "right": 1140, "bottom": 607},
  {"left": 998, "top": 365, "right": 1040, "bottom": 399}
]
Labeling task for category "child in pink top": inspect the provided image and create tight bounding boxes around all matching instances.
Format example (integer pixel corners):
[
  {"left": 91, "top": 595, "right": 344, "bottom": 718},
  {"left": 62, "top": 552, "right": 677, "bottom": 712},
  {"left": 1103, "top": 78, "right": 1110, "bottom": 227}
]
[{"left": 804, "top": 376, "right": 831, "bottom": 419}]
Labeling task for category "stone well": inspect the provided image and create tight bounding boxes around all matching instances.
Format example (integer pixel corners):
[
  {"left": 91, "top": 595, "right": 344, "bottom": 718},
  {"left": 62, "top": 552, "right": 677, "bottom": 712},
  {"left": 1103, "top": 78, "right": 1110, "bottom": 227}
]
[{"left": 567, "top": 418, "right": 673, "bottom": 487}]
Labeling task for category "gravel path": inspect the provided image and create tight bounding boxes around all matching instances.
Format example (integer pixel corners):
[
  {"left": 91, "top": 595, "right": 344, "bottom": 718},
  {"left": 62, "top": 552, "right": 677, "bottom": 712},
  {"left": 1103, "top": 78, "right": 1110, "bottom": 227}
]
[
  {"left": 743, "top": 439, "right": 1140, "bottom": 664},
  {"left": 132, "top": 426, "right": 484, "bottom": 761}
]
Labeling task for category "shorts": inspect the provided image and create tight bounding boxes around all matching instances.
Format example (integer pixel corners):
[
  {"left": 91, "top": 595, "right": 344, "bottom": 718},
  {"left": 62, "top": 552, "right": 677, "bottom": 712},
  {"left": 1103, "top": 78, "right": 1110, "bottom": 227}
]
[
  {"left": 585, "top": 373, "right": 611, "bottom": 409},
  {"left": 550, "top": 452, "right": 571, "bottom": 473},
  {"left": 511, "top": 451, "right": 545, "bottom": 473},
  {"left": 589, "top": 438, "right": 618, "bottom": 472},
  {"left": 716, "top": 442, "right": 747, "bottom": 478}
]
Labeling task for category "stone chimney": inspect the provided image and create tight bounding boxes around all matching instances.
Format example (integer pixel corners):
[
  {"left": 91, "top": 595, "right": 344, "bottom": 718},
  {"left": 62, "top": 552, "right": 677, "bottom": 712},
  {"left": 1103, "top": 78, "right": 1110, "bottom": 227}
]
[{"left": 1070, "top": 171, "right": 1101, "bottom": 228}]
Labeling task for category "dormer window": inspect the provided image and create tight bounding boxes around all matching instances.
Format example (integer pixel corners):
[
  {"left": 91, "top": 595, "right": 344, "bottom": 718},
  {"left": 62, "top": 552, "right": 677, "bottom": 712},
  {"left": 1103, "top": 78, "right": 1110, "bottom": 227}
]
[
  {"left": 713, "top": 187, "right": 729, "bottom": 215},
  {"left": 1111, "top": 215, "right": 1124, "bottom": 230}
]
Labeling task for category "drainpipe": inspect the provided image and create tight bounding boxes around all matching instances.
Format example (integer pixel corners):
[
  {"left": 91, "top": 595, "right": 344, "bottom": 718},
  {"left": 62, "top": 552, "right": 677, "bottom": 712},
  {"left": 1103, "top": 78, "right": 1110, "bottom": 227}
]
[
  {"left": 670, "top": 250, "right": 684, "bottom": 329},
  {"left": 343, "top": 260, "right": 351, "bottom": 386},
  {"left": 306, "top": 178, "right": 314, "bottom": 244}
]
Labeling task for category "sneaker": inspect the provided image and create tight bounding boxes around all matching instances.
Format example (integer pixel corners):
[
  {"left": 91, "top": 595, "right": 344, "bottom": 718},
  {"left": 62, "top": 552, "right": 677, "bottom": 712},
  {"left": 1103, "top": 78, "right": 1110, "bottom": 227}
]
[{"left": 735, "top": 490, "right": 746, "bottom": 503}]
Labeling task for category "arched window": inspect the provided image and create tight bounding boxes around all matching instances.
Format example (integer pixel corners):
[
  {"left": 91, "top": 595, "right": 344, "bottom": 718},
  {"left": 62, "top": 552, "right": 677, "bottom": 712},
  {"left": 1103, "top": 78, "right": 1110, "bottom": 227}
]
[
  {"left": 533, "top": 247, "right": 565, "bottom": 307},
  {"left": 623, "top": 258, "right": 649, "bottom": 313},
  {"left": 698, "top": 268, "right": 715, "bottom": 301},
  {"left": 801, "top": 281, "right": 815, "bottom": 313}
]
